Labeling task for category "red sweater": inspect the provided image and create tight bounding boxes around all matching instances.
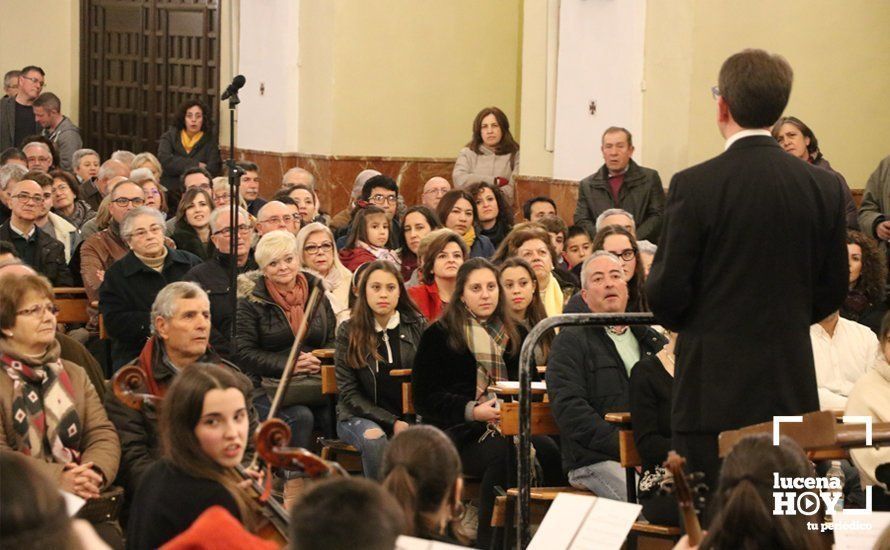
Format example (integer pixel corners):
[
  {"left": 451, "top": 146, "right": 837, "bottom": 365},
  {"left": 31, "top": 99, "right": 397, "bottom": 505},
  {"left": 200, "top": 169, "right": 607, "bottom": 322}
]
[
  {"left": 408, "top": 282, "right": 444, "bottom": 321},
  {"left": 339, "top": 247, "right": 377, "bottom": 272}
]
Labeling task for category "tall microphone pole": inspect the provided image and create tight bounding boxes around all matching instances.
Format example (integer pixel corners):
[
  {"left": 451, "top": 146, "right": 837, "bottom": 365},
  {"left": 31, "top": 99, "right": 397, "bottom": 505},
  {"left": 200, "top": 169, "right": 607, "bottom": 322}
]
[{"left": 223, "top": 75, "right": 246, "bottom": 354}]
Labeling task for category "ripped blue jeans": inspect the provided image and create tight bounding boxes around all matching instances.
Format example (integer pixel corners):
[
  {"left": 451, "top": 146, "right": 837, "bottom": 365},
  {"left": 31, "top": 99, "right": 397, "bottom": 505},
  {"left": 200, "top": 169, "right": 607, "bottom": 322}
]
[{"left": 337, "top": 417, "right": 389, "bottom": 480}]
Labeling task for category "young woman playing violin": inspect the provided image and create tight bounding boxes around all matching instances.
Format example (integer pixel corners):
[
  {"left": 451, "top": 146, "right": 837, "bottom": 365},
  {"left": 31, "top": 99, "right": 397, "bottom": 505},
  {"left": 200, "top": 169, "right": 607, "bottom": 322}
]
[{"left": 126, "top": 363, "right": 261, "bottom": 550}]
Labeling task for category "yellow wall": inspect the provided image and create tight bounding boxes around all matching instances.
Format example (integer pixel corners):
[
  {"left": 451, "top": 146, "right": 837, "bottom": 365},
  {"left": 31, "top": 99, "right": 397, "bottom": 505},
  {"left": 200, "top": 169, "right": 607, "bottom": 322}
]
[
  {"left": 308, "top": 0, "right": 523, "bottom": 158},
  {"left": 0, "top": 0, "right": 80, "bottom": 125},
  {"left": 644, "top": 0, "right": 890, "bottom": 188}
]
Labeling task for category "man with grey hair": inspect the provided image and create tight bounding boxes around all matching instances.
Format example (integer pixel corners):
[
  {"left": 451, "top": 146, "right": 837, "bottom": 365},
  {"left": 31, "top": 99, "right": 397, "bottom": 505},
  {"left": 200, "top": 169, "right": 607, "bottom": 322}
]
[
  {"left": 110, "top": 150, "right": 136, "bottom": 166},
  {"left": 184, "top": 206, "right": 258, "bottom": 359},
  {"left": 547, "top": 251, "right": 665, "bottom": 501},
  {"left": 574, "top": 126, "right": 664, "bottom": 243},
  {"left": 3, "top": 70, "right": 20, "bottom": 98},
  {"left": 282, "top": 166, "right": 316, "bottom": 189},
  {"left": 33, "top": 92, "right": 81, "bottom": 170},
  {"left": 81, "top": 158, "right": 130, "bottom": 211},
  {"left": 104, "top": 280, "right": 255, "bottom": 497},
  {"left": 100, "top": 206, "right": 201, "bottom": 368},
  {"left": 22, "top": 140, "right": 53, "bottom": 172},
  {"left": 72, "top": 148, "right": 100, "bottom": 185},
  {"left": 595, "top": 208, "right": 636, "bottom": 236},
  {"left": 420, "top": 176, "right": 451, "bottom": 210},
  {"left": 0, "top": 162, "right": 27, "bottom": 224},
  {"left": 255, "top": 200, "right": 298, "bottom": 236}
]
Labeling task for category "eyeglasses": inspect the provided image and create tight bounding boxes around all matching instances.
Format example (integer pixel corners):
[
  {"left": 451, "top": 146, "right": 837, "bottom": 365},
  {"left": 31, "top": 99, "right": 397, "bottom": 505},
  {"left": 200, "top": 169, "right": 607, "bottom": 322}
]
[
  {"left": 369, "top": 194, "right": 398, "bottom": 205},
  {"left": 111, "top": 197, "right": 146, "bottom": 207},
  {"left": 128, "top": 224, "right": 165, "bottom": 239},
  {"left": 144, "top": 188, "right": 160, "bottom": 197},
  {"left": 213, "top": 224, "right": 252, "bottom": 236},
  {"left": 21, "top": 75, "right": 45, "bottom": 87},
  {"left": 260, "top": 215, "right": 295, "bottom": 225},
  {"left": 52, "top": 184, "right": 70, "bottom": 193},
  {"left": 11, "top": 193, "right": 45, "bottom": 205},
  {"left": 710, "top": 85, "right": 720, "bottom": 100},
  {"left": 304, "top": 242, "right": 333, "bottom": 255},
  {"left": 423, "top": 188, "right": 448, "bottom": 197},
  {"left": 17, "top": 303, "right": 59, "bottom": 318},
  {"left": 612, "top": 248, "right": 637, "bottom": 262}
]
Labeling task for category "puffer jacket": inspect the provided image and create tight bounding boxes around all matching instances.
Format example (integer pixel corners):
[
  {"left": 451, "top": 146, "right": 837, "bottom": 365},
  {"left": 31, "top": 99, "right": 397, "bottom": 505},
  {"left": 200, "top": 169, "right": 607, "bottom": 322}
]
[
  {"left": 334, "top": 312, "right": 426, "bottom": 431},
  {"left": 235, "top": 270, "right": 336, "bottom": 385}
]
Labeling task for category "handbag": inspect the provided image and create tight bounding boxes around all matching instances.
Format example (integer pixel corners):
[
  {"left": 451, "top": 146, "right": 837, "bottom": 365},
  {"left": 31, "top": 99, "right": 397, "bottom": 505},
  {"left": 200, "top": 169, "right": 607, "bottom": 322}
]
[
  {"left": 75, "top": 485, "right": 125, "bottom": 524},
  {"left": 261, "top": 372, "right": 326, "bottom": 408}
]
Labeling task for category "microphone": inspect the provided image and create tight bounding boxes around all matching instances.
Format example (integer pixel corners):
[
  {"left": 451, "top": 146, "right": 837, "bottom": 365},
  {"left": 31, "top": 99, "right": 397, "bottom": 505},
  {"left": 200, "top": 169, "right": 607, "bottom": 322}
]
[{"left": 221, "top": 75, "right": 246, "bottom": 100}]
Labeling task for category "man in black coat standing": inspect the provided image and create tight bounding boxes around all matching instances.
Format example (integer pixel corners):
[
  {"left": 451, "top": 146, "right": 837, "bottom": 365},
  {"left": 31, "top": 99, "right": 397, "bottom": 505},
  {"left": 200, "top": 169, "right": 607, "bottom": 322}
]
[{"left": 646, "top": 49, "right": 848, "bottom": 499}]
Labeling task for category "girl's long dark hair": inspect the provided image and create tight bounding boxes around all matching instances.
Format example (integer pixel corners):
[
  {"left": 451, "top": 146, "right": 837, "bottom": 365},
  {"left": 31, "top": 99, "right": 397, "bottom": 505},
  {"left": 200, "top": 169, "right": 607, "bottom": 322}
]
[
  {"left": 344, "top": 204, "right": 389, "bottom": 250},
  {"left": 847, "top": 229, "right": 886, "bottom": 304},
  {"left": 435, "top": 190, "right": 477, "bottom": 238},
  {"left": 465, "top": 181, "right": 514, "bottom": 228},
  {"left": 439, "top": 258, "right": 519, "bottom": 356},
  {"left": 346, "top": 260, "right": 422, "bottom": 370},
  {"left": 381, "top": 426, "right": 469, "bottom": 544},
  {"left": 160, "top": 363, "right": 255, "bottom": 529},
  {"left": 176, "top": 186, "right": 214, "bottom": 229},
  {"left": 400, "top": 205, "right": 442, "bottom": 264},
  {"left": 701, "top": 434, "right": 828, "bottom": 550},
  {"left": 498, "top": 257, "right": 552, "bottom": 360},
  {"left": 591, "top": 225, "right": 649, "bottom": 312}
]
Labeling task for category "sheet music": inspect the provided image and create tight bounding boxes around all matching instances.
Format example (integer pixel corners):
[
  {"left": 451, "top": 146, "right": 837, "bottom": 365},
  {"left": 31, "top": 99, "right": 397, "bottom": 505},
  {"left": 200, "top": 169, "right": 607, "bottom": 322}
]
[
  {"left": 393, "top": 535, "right": 466, "bottom": 550},
  {"left": 831, "top": 511, "right": 890, "bottom": 550},
  {"left": 528, "top": 493, "right": 641, "bottom": 550},
  {"left": 60, "top": 489, "right": 86, "bottom": 517}
]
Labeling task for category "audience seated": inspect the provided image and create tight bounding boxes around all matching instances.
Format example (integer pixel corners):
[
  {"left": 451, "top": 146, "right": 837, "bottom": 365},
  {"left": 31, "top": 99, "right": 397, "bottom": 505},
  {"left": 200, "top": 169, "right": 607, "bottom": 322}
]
[
  {"left": 1, "top": 146, "right": 27, "bottom": 166},
  {"left": 339, "top": 204, "right": 400, "bottom": 272},
  {"left": 72, "top": 147, "right": 100, "bottom": 186},
  {"left": 842, "top": 230, "right": 888, "bottom": 334},
  {"left": 131, "top": 152, "right": 163, "bottom": 183},
  {"left": 523, "top": 195, "right": 557, "bottom": 222},
  {"left": 772, "top": 116, "right": 857, "bottom": 229},
  {"left": 130, "top": 167, "right": 168, "bottom": 215},
  {"left": 105, "top": 281, "right": 253, "bottom": 499},
  {"left": 564, "top": 225, "right": 593, "bottom": 274},
  {"left": 100, "top": 206, "right": 202, "bottom": 369},
  {"left": 237, "top": 161, "right": 266, "bottom": 217},
  {"left": 595, "top": 207, "right": 636, "bottom": 236},
  {"left": 79, "top": 180, "right": 145, "bottom": 330},
  {"left": 574, "top": 127, "right": 665, "bottom": 243},
  {"left": 50, "top": 169, "right": 95, "bottom": 229},
  {"left": 125, "top": 364, "right": 254, "bottom": 550},
  {"left": 407, "top": 229, "right": 467, "bottom": 321},
  {"left": 420, "top": 176, "right": 452, "bottom": 211},
  {"left": 0, "top": 273, "right": 120, "bottom": 499},
  {"left": 498, "top": 257, "right": 553, "bottom": 365},
  {"left": 330, "top": 169, "right": 381, "bottom": 232},
  {"left": 453, "top": 106, "right": 520, "bottom": 205},
  {"left": 493, "top": 223, "right": 572, "bottom": 316},
  {"left": 211, "top": 175, "right": 248, "bottom": 211},
  {"left": 538, "top": 215, "right": 570, "bottom": 270},
  {"left": 381, "top": 425, "right": 469, "bottom": 545},
  {"left": 546, "top": 251, "right": 666, "bottom": 501},
  {"left": 255, "top": 200, "right": 298, "bottom": 237},
  {"left": 628, "top": 326, "right": 678, "bottom": 526},
  {"left": 0, "top": 177, "right": 72, "bottom": 285},
  {"left": 22, "top": 135, "right": 58, "bottom": 172},
  {"left": 335, "top": 261, "right": 425, "bottom": 479},
  {"left": 413, "top": 258, "right": 562, "bottom": 548},
  {"left": 847, "top": 311, "right": 890, "bottom": 511},
  {"left": 437, "top": 189, "right": 495, "bottom": 259},
  {"left": 33, "top": 92, "right": 81, "bottom": 170},
  {"left": 858, "top": 154, "right": 890, "bottom": 248},
  {"left": 565, "top": 224, "right": 647, "bottom": 313},
  {"left": 811, "top": 311, "right": 878, "bottom": 410},
  {"left": 81, "top": 158, "right": 130, "bottom": 212},
  {"left": 638, "top": 239, "right": 657, "bottom": 276},
  {"left": 236, "top": 230, "right": 335, "bottom": 449},
  {"left": 338, "top": 175, "right": 403, "bottom": 249},
  {"left": 277, "top": 183, "right": 329, "bottom": 226},
  {"left": 282, "top": 166, "right": 316, "bottom": 188},
  {"left": 466, "top": 180, "right": 513, "bottom": 249},
  {"left": 399, "top": 205, "right": 441, "bottom": 282},
  {"left": 183, "top": 206, "right": 258, "bottom": 359},
  {"left": 290, "top": 477, "right": 405, "bottom": 550},
  {"left": 295, "top": 222, "right": 352, "bottom": 324},
  {"left": 157, "top": 99, "right": 221, "bottom": 211},
  {"left": 30, "top": 170, "right": 79, "bottom": 262},
  {"left": 171, "top": 187, "right": 216, "bottom": 261},
  {"left": 0, "top": 163, "right": 27, "bottom": 224}
]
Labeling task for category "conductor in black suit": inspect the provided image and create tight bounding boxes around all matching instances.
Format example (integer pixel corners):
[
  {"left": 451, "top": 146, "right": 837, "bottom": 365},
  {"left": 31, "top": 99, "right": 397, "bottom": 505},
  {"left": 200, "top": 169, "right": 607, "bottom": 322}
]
[{"left": 645, "top": 49, "right": 848, "bottom": 498}]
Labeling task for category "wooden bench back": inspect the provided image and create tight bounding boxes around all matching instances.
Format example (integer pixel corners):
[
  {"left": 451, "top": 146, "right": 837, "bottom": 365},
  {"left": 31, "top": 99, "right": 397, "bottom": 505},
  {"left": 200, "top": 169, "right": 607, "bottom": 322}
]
[
  {"left": 500, "top": 402, "right": 561, "bottom": 436},
  {"left": 53, "top": 287, "right": 89, "bottom": 324}
]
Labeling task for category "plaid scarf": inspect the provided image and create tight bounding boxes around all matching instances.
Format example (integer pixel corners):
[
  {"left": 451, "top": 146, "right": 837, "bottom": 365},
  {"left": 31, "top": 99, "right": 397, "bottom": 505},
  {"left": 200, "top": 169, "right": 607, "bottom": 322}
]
[
  {"left": 357, "top": 240, "right": 402, "bottom": 269},
  {"left": 465, "top": 315, "right": 509, "bottom": 401},
  {"left": 0, "top": 340, "right": 82, "bottom": 464}
]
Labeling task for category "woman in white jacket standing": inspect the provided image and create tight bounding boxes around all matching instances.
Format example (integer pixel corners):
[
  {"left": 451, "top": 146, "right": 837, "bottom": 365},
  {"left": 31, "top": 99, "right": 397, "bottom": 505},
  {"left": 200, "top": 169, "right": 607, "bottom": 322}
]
[{"left": 453, "top": 107, "right": 520, "bottom": 206}]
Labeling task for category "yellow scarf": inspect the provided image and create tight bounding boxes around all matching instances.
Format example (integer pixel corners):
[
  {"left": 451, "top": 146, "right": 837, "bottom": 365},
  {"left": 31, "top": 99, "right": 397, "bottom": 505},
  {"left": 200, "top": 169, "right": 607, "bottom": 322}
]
[
  {"left": 540, "top": 273, "right": 564, "bottom": 317},
  {"left": 461, "top": 225, "right": 476, "bottom": 251},
  {"left": 180, "top": 130, "right": 204, "bottom": 154}
]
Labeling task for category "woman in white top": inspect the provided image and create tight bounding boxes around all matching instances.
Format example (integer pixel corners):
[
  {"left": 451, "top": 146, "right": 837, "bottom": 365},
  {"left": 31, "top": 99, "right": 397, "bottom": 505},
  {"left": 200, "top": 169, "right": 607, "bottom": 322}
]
[
  {"left": 453, "top": 107, "right": 520, "bottom": 206},
  {"left": 296, "top": 222, "right": 353, "bottom": 324}
]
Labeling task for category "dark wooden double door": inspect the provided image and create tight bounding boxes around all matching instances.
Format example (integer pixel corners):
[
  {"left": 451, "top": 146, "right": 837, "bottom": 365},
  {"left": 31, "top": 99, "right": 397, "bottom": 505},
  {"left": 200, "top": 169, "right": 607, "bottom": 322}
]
[{"left": 79, "top": 0, "right": 221, "bottom": 159}]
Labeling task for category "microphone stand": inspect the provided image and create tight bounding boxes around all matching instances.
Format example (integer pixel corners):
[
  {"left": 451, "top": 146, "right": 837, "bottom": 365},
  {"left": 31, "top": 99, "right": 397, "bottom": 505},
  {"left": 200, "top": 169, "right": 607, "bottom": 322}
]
[{"left": 225, "top": 89, "right": 243, "bottom": 355}]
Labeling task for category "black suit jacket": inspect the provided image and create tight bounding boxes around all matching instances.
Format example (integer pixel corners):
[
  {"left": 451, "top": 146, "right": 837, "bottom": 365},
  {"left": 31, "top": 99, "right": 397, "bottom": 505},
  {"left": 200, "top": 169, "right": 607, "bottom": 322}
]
[{"left": 646, "top": 135, "right": 848, "bottom": 433}]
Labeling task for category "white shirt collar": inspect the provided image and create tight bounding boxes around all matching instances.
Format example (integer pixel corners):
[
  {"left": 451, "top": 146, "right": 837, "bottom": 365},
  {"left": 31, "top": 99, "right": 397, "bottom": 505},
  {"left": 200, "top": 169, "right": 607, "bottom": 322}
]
[
  {"left": 724, "top": 128, "right": 772, "bottom": 151},
  {"left": 9, "top": 220, "right": 35, "bottom": 239},
  {"left": 374, "top": 311, "right": 401, "bottom": 333}
]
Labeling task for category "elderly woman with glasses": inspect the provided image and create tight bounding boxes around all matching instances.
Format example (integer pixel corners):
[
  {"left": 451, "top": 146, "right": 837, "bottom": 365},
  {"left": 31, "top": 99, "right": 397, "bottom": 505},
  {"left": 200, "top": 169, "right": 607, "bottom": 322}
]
[
  {"left": 296, "top": 222, "right": 353, "bottom": 324},
  {"left": 0, "top": 272, "right": 120, "bottom": 501},
  {"left": 49, "top": 170, "right": 95, "bottom": 229},
  {"left": 99, "top": 206, "right": 202, "bottom": 369}
]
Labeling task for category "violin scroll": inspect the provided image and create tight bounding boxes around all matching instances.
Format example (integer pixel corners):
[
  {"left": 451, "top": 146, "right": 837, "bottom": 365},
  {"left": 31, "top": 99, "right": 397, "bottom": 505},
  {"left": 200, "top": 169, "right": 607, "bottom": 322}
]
[
  {"left": 255, "top": 419, "right": 347, "bottom": 478},
  {"left": 111, "top": 366, "right": 161, "bottom": 411}
]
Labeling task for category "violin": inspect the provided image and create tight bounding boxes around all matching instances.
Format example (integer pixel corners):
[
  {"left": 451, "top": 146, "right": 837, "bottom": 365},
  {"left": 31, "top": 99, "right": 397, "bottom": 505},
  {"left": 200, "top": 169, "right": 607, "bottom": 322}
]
[
  {"left": 110, "top": 364, "right": 291, "bottom": 546},
  {"left": 255, "top": 419, "right": 348, "bottom": 478},
  {"left": 663, "top": 451, "right": 706, "bottom": 546}
]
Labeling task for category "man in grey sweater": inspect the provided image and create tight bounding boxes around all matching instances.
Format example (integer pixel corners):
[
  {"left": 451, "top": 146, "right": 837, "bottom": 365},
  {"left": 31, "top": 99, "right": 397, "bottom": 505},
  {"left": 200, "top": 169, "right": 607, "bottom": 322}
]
[{"left": 33, "top": 92, "right": 82, "bottom": 171}]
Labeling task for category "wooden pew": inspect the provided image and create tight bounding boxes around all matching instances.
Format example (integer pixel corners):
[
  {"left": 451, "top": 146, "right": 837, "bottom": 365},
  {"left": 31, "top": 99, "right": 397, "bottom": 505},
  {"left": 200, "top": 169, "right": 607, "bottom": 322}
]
[
  {"left": 53, "top": 287, "right": 90, "bottom": 324},
  {"left": 316, "top": 354, "right": 362, "bottom": 471}
]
